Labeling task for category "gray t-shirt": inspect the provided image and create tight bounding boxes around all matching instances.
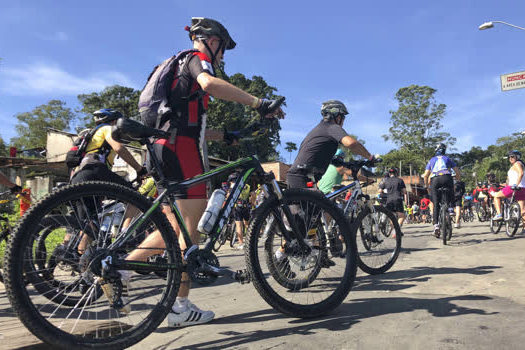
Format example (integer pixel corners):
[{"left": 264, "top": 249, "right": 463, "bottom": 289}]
[{"left": 289, "top": 121, "right": 348, "bottom": 176}]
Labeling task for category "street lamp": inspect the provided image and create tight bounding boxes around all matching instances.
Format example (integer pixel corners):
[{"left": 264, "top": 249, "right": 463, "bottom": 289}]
[{"left": 479, "top": 21, "right": 525, "bottom": 32}]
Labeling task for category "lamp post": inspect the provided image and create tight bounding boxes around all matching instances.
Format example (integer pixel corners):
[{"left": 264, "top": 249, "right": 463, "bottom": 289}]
[{"left": 479, "top": 21, "right": 525, "bottom": 32}]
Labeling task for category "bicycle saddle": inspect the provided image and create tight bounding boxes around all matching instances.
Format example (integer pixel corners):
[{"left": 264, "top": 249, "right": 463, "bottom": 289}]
[{"left": 111, "top": 117, "right": 170, "bottom": 144}]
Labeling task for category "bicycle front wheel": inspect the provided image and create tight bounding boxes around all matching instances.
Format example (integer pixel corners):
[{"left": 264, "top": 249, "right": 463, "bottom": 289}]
[
  {"left": 355, "top": 205, "right": 402, "bottom": 275},
  {"left": 4, "top": 182, "right": 182, "bottom": 349},
  {"left": 246, "top": 188, "right": 357, "bottom": 318},
  {"left": 505, "top": 202, "right": 521, "bottom": 237}
]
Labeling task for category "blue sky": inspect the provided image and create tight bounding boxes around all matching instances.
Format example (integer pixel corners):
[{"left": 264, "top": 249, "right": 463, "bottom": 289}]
[{"left": 1, "top": 0, "right": 525, "bottom": 160}]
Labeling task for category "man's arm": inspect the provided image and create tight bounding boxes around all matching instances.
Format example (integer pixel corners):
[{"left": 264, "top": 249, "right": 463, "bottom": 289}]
[
  {"left": 453, "top": 167, "right": 461, "bottom": 181},
  {"left": 423, "top": 169, "right": 431, "bottom": 188},
  {"left": 106, "top": 134, "right": 143, "bottom": 172},
  {"left": 197, "top": 72, "right": 260, "bottom": 108},
  {"left": 340, "top": 136, "right": 372, "bottom": 159}
]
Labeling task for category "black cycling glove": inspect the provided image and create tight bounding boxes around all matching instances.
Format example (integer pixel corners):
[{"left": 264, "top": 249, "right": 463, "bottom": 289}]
[
  {"left": 137, "top": 167, "right": 148, "bottom": 178},
  {"left": 256, "top": 97, "right": 285, "bottom": 118}
]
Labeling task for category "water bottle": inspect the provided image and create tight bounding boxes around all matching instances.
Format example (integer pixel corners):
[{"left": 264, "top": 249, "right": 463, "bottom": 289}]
[{"left": 198, "top": 189, "right": 226, "bottom": 234}]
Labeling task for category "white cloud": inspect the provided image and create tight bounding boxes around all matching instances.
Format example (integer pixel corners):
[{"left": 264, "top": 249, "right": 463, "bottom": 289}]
[
  {"left": 37, "top": 31, "right": 69, "bottom": 41},
  {"left": 0, "top": 63, "right": 136, "bottom": 96}
]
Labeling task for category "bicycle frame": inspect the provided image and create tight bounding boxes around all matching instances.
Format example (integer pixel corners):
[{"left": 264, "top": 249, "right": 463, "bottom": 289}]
[{"left": 107, "top": 140, "right": 307, "bottom": 277}]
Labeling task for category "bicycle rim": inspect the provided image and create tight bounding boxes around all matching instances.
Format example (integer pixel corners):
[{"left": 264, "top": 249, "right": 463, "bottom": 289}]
[
  {"left": 4, "top": 182, "right": 181, "bottom": 349},
  {"left": 356, "top": 205, "right": 402, "bottom": 275},
  {"left": 246, "top": 188, "right": 357, "bottom": 318}
]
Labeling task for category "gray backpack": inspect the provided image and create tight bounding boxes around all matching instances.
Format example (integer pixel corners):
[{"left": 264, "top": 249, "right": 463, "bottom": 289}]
[{"left": 138, "top": 49, "right": 197, "bottom": 129}]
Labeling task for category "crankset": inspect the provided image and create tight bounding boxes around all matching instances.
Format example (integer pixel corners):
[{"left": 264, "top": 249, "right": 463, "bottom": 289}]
[{"left": 186, "top": 250, "right": 220, "bottom": 286}]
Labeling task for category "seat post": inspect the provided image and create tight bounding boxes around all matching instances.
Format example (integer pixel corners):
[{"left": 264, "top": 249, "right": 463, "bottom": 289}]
[{"left": 145, "top": 140, "right": 167, "bottom": 185}]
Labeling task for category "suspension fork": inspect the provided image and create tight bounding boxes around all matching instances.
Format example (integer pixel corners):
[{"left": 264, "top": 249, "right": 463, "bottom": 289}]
[{"left": 265, "top": 180, "right": 311, "bottom": 252}]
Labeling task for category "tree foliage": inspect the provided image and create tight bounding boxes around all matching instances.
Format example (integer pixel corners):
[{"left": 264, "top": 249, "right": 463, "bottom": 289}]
[
  {"left": 206, "top": 71, "right": 283, "bottom": 162},
  {"left": 77, "top": 85, "right": 141, "bottom": 129},
  {"left": 0, "top": 136, "right": 8, "bottom": 157},
  {"left": 11, "top": 100, "right": 75, "bottom": 149},
  {"left": 382, "top": 85, "right": 456, "bottom": 174}
]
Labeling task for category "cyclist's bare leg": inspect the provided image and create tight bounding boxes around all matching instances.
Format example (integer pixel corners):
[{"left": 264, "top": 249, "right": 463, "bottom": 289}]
[
  {"left": 492, "top": 192, "right": 505, "bottom": 214},
  {"left": 235, "top": 220, "right": 244, "bottom": 245},
  {"left": 455, "top": 206, "right": 461, "bottom": 223},
  {"left": 126, "top": 199, "right": 207, "bottom": 298},
  {"left": 397, "top": 212, "right": 405, "bottom": 227}
]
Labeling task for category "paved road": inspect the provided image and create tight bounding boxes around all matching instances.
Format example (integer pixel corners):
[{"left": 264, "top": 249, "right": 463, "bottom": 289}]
[{"left": 2, "top": 220, "right": 525, "bottom": 349}]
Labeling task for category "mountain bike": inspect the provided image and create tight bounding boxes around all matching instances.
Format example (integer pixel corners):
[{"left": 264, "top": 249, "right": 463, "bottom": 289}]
[
  {"left": 502, "top": 188, "right": 523, "bottom": 237},
  {"left": 324, "top": 160, "right": 402, "bottom": 275},
  {"left": 212, "top": 215, "right": 237, "bottom": 251},
  {"left": 436, "top": 187, "right": 453, "bottom": 245},
  {"left": 4, "top": 110, "right": 358, "bottom": 349},
  {"left": 462, "top": 205, "right": 474, "bottom": 222},
  {"left": 488, "top": 196, "right": 503, "bottom": 234}
]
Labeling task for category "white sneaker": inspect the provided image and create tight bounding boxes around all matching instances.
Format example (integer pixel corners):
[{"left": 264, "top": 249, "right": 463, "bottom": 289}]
[
  {"left": 454, "top": 223, "right": 459, "bottom": 229},
  {"left": 167, "top": 302, "right": 215, "bottom": 328},
  {"left": 236, "top": 244, "right": 244, "bottom": 250}
]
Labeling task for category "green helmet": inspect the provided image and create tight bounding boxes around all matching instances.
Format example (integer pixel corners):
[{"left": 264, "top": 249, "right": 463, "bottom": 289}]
[
  {"left": 187, "top": 17, "right": 236, "bottom": 50},
  {"left": 321, "top": 100, "right": 349, "bottom": 121}
]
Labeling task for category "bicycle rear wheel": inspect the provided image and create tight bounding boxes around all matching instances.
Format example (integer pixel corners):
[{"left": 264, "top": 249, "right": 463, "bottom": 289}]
[
  {"left": 441, "top": 206, "right": 452, "bottom": 245},
  {"left": 246, "top": 188, "right": 357, "bottom": 318},
  {"left": 355, "top": 205, "right": 402, "bottom": 275},
  {"left": 4, "top": 182, "right": 182, "bottom": 349},
  {"left": 505, "top": 202, "right": 521, "bottom": 237}
]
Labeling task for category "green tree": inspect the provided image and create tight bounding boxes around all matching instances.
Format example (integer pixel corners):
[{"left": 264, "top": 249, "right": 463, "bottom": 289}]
[
  {"left": 206, "top": 72, "right": 283, "bottom": 162},
  {"left": 0, "top": 136, "right": 8, "bottom": 156},
  {"left": 11, "top": 100, "right": 75, "bottom": 149},
  {"left": 284, "top": 142, "right": 297, "bottom": 163},
  {"left": 383, "top": 85, "right": 456, "bottom": 173},
  {"left": 77, "top": 85, "right": 141, "bottom": 129}
]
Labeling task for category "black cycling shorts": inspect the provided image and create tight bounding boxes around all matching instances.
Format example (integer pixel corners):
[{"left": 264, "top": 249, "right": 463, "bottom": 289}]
[
  {"left": 233, "top": 205, "right": 250, "bottom": 222},
  {"left": 386, "top": 199, "right": 404, "bottom": 213},
  {"left": 454, "top": 196, "right": 463, "bottom": 207},
  {"left": 148, "top": 137, "right": 206, "bottom": 199}
]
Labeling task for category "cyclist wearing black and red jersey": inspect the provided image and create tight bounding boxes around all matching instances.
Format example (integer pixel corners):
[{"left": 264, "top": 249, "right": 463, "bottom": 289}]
[
  {"left": 423, "top": 143, "right": 460, "bottom": 237},
  {"left": 126, "top": 17, "right": 283, "bottom": 328}
]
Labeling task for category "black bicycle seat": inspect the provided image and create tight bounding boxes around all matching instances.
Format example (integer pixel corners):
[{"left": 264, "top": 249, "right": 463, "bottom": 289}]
[{"left": 111, "top": 118, "right": 170, "bottom": 144}]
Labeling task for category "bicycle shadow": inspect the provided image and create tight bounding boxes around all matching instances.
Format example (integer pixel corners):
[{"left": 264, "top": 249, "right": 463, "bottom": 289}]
[
  {"left": 354, "top": 265, "right": 500, "bottom": 293},
  {"left": 152, "top": 294, "right": 495, "bottom": 350}
]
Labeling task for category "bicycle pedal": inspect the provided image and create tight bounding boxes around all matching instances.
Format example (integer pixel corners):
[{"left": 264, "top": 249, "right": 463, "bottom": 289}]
[{"left": 234, "top": 269, "right": 251, "bottom": 284}]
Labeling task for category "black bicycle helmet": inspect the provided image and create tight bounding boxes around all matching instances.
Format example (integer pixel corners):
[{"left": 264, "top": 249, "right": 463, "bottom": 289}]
[
  {"left": 93, "top": 108, "right": 124, "bottom": 125},
  {"left": 508, "top": 150, "right": 522, "bottom": 160},
  {"left": 321, "top": 100, "right": 349, "bottom": 122},
  {"left": 187, "top": 17, "right": 236, "bottom": 50},
  {"left": 388, "top": 167, "right": 399, "bottom": 176},
  {"left": 435, "top": 142, "right": 446, "bottom": 155}
]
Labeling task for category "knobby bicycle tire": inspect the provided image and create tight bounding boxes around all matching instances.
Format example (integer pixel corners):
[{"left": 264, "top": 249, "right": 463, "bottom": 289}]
[
  {"left": 505, "top": 202, "right": 521, "bottom": 238},
  {"left": 4, "top": 181, "right": 182, "bottom": 350},
  {"left": 355, "top": 205, "right": 402, "bottom": 275},
  {"left": 246, "top": 188, "right": 357, "bottom": 318}
]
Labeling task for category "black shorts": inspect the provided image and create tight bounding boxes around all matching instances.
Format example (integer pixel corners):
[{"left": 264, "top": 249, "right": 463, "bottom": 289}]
[
  {"left": 386, "top": 199, "right": 404, "bottom": 213},
  {"left": 286, "top": 172, "right": 308, "bottom": 189},
  {"left": 148, "top": 137, "right": 206, "bottom": 199},
  {"left": 454, "top": 197, "right": 463, "bottom": 207},
  {"left": 233, "top": 205, "right": 250, "bottom": 222}
]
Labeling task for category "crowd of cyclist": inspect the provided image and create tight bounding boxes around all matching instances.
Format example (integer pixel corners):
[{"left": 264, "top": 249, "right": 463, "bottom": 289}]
[{"left": 2, "top": 16, "right": 525, "bottom": 332}]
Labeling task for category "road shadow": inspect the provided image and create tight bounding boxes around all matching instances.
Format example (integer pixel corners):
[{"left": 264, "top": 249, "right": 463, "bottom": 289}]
[
  {"left": 155, "top": 294, "right": 495, "bottom": 350},
  {"left": 354, "top": 265, "right": 500, "bottom": 292}
]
